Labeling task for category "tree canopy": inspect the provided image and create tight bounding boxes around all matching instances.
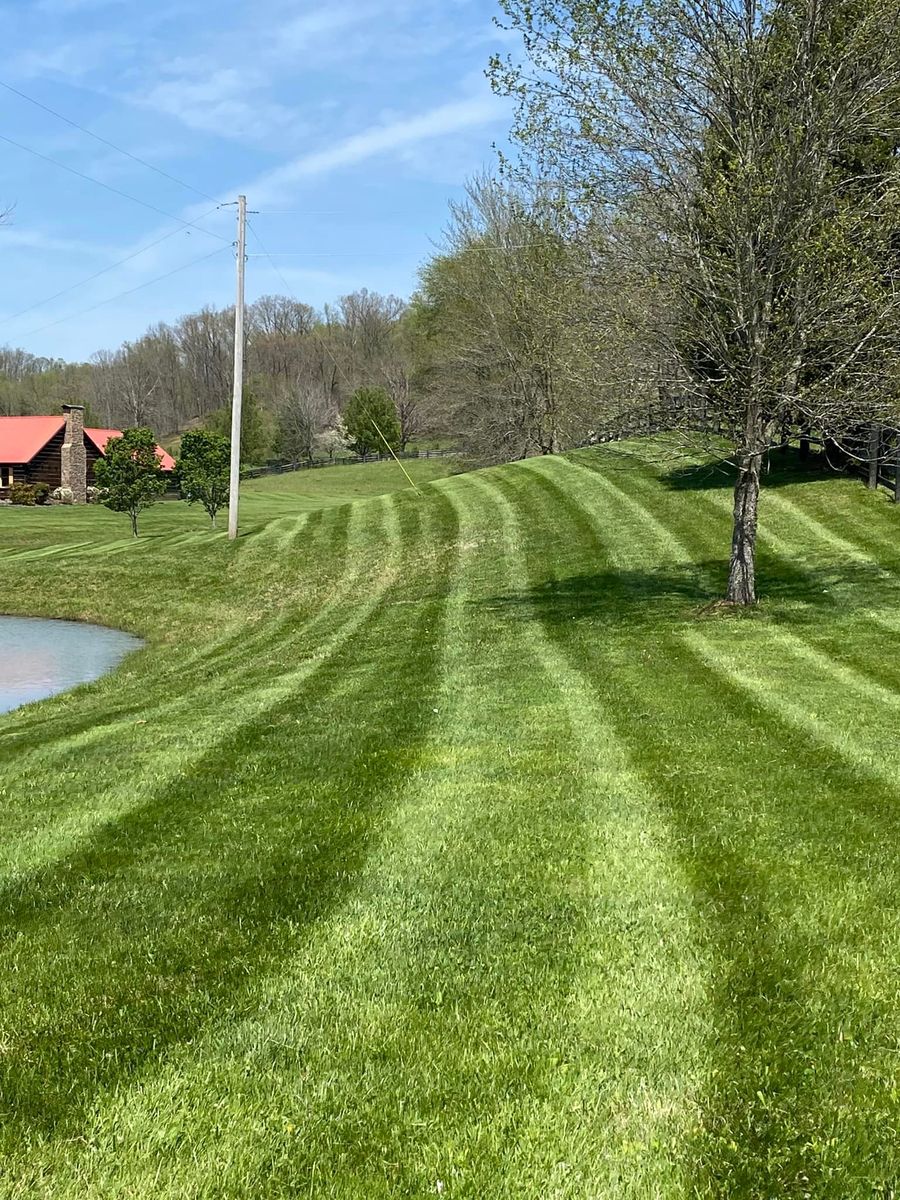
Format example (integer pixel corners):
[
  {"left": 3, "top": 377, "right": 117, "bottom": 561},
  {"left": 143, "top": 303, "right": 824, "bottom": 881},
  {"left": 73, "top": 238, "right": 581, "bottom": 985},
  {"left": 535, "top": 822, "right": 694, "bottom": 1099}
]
[
  {"left": 343, "top": 388, "right": 401, "bottom": 456},
  {"left": 177, "top": 429, "right": 230, "bottom": 528},
  {"left": 93, "top": 428, "right": 167, "bottom": 537}
]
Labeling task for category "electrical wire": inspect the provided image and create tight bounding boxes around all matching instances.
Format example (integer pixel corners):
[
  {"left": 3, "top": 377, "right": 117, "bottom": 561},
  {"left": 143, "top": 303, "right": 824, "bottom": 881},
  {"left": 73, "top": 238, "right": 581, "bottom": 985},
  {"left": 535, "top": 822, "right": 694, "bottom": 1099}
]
[
  {"left": 0, "top": 78, "right": 219, "bottom": 203},
  {"left": 0, "top": 131, "right": 228, "bottom": 240},
  {"left": 245, "top": 246, "right": 550, "bottom": 256},
  {"left": 20, "top": 244, "right": 229, "bottom": 339},
  {"left": 0, "top": 206, "right": 224, "bottom": 327},
  {"left": 246, "top": 219, "right": 301, "bottom": 300}
]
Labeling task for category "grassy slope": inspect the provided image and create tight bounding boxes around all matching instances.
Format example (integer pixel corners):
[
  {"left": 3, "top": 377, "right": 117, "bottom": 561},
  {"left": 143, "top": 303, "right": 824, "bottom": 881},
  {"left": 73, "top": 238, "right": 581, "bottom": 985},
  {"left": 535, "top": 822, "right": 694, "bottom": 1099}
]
[
  {"left": 1, "top": 443, "right": 900, "bottom": 1197},
  {"left": 0, "top": 457, "right": 457, "bottom": 557}
]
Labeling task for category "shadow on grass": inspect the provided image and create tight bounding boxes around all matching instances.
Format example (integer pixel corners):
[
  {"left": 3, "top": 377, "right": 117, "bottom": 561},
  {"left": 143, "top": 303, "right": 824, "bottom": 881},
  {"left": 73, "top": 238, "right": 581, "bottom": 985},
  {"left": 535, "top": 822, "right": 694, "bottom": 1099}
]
[
  {"left": 0, "top": 496, "right": 458, "bottom": 1149},
  {"left": 477, "top": 558, "right": 894, "bottom": 628},
  {"left": 662, "top": 448, "right": 843, "bottom": 492}
]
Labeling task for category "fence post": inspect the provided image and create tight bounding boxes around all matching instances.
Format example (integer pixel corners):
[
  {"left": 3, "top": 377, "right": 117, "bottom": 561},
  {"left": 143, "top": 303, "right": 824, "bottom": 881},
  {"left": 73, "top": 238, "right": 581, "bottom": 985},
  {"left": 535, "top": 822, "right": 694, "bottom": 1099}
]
[{"left": 868, "top": 423, "right": 880, "bottom": 490}]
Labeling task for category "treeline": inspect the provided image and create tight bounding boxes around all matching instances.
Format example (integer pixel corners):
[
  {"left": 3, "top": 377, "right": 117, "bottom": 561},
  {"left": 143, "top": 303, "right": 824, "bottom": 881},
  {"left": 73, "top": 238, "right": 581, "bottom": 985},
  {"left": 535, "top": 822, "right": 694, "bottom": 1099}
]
[
  {"left": 0, "top": 290, "right": 433, "bottom": 460},
  {"left": 0, "top": 231, "right": 632, "bottom": 465}
]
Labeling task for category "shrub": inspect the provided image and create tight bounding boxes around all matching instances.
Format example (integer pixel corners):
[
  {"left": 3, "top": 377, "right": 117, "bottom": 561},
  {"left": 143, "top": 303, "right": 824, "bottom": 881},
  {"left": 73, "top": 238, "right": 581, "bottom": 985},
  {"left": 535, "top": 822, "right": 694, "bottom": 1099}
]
[
  {"left": 9, "top": 483, "right": 37, "bottom": 506},
  {"left": 86, "top": 486, "right": 106, "bottom": 504},
  {"left": 50, "top": 486, "right": 75, "bottom": 505},
  {"left": 33, "top": 482, "right": 50, "bottom": 505}
]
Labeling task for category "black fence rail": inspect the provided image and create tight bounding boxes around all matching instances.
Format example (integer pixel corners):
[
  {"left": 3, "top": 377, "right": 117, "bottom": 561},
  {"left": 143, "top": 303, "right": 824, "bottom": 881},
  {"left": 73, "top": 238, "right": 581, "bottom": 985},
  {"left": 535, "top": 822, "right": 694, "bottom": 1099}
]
[
  {"left": 580, "top": 402, "right": 900, "bottom": 502},
  {"left": 240, "top": 447, "right": 457, "bottom": 481}
]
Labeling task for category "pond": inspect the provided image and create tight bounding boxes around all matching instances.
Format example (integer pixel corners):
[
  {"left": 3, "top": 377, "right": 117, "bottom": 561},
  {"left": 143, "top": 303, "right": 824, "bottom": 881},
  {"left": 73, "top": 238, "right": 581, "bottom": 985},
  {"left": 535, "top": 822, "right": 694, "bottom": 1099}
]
[{"left": 0, "top": 615, "right": 142, "bottom": 716}]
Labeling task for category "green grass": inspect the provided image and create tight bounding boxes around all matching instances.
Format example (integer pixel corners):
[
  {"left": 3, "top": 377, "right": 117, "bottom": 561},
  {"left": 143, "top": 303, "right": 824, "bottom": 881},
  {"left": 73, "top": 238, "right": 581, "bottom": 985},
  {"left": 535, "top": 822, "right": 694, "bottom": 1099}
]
[
  {"left": 242, "top": 456, "right": 458, "bottom": 510},
  {"left": 0, "top": 456, "right": 458, "bottom": 558},
  {"left": 2, "top": 440, "right": 900, "bottom": 1197}
]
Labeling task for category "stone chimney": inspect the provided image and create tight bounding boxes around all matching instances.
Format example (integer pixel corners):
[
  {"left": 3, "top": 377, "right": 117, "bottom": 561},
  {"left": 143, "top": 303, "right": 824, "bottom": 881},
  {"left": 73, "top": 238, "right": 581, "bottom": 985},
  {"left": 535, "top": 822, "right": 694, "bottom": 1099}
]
[{"left": 60, "top": 404, "right": 87, "bottom": 503}]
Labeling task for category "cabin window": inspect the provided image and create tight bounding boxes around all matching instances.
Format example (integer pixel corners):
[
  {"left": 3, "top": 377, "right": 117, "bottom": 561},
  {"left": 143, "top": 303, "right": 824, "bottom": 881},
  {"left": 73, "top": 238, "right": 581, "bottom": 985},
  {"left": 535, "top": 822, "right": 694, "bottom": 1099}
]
[{"left": 0, "top": 466, "right": 12, "bottom": 488}]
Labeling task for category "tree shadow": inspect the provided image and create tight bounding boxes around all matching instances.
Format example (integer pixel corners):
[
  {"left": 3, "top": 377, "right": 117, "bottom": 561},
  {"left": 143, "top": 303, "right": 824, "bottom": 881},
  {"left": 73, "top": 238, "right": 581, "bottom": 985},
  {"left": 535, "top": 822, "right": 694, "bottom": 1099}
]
[
  {"left": 476, "top": 558, "right": 895, "bottom": 628},
  {"left": 662, "top": 448, "right": 844, "bottom": 492}
]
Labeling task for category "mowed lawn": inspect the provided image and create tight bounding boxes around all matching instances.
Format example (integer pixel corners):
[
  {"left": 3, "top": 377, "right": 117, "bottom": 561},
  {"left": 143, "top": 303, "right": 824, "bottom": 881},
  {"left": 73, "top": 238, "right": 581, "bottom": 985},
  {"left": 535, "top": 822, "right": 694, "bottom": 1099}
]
[
  {"left": 0, "top": 457, "right": 458, "bottom": 556},
  {"left": 1, "top": 443, "right": 900, "bottom": 1197}
]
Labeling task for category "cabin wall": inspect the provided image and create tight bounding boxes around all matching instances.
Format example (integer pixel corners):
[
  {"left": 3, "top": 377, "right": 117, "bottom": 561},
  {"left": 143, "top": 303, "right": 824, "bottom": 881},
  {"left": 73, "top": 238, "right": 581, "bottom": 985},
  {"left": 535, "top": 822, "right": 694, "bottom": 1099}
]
[{"left": 25, "top": 429, "right": 65, "bottom": 488}]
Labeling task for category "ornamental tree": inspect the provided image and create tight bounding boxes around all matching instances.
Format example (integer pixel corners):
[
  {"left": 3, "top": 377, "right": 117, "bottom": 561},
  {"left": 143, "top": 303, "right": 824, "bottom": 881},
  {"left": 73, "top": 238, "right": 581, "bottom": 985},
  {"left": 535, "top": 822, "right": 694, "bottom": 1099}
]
[
  {"left": 177, "top": 428, "right": 230, "bottom": 527},
  {"left": 93, "top": 427, "right": 166, "bottom": 537}
]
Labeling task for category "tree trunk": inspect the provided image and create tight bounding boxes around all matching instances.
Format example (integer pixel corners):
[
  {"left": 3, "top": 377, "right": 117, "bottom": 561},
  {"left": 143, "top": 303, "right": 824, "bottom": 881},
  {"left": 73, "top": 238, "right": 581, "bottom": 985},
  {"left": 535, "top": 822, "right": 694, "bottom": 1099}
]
[
  {"left": 131, "top": 509, "right": 139, "bottom": 538},
  {"left": 726, "top": 450, "right": 762, "bottom": 605}
]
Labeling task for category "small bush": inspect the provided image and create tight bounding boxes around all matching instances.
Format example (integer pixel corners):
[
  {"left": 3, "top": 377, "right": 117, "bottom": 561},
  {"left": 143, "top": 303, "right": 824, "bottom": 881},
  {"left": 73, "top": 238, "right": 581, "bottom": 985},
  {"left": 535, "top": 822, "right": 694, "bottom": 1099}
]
[
  {"left": 86, "top": 486, "right": 106, "bottom": 504},
  {"left": 50, "top": 486, "right": 75, "bottom": 505},
  {"left": 33, "top": 482, "right": 50, "bottom": 505},
  {"left": 9, "top": 483, "right": 37, "bottom": 506}
]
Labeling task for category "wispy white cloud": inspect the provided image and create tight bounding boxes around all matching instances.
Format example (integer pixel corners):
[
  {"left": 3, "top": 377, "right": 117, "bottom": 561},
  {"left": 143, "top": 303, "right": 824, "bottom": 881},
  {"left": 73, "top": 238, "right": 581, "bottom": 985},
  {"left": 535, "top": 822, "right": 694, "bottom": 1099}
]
[
  {"left": 274, "top": 7, "right": 361, "bottom": 55},
  {"left": 125, "top": 6, "right": 362, "bottom": 144},
  {"left": 136, "top": 67, "right": 300, "bottom": 141},
  {"left": 0, "top": 227, "right": 117, "bottom": 256},
  {"left": 247, "top": 95, "right": 504, "bottom": 206},
  {"left": 14, "top": 29, "right": 137, "bottom": 80}
]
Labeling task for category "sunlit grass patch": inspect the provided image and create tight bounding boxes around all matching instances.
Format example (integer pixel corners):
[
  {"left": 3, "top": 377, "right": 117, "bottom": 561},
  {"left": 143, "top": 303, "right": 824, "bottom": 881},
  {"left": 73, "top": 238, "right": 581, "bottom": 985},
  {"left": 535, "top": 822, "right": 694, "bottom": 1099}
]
[{"left": 1, "top": 442, "right": 900, "bottom": 1196}]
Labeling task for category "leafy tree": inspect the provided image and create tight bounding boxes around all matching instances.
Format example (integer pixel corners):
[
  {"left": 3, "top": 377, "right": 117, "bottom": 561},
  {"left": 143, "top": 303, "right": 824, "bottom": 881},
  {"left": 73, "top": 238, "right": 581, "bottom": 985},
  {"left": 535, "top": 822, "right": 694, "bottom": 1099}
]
[
  {"left": 343, "top": 388, "right": 400, "bottom": 456},
  {"left": 93, "top": 427, "right": 166, "bottom": 537},
  {"left": 177, "top": 429, "right": 230, "bottom": 527},
  {"left": 416, "top": 174, "right": 618, "bottom": 464},
  {"left": 206, "top": 390, "right": 270, "bottom": 465}
]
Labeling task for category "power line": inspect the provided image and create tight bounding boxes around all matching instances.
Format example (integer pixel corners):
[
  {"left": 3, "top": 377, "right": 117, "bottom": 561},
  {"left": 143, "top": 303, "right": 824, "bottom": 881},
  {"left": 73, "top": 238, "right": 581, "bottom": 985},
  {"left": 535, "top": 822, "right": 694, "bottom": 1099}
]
[
  {"left": 0, "top": 130, "right": 228, "bottom": 240},
  {"left": 246, "top": 219, "right": 300, "bottom": 299},
  {"left": 0, "top": 206, "right": 223, "bottom": 327},
  {"left": 254, "top": 210, "right": 409, "bottom": 217},
  {"left": 0, "top": 78, "right": 219, "bottom": 203},
  {"left": 244, "top": 246, "right": 547, "bottom": 257},
  {"left": 20, "top": 245, "right": 229, "bottom": 339},
  {"left": 245, "top": 250, "right": 422, "bottom": 257}
]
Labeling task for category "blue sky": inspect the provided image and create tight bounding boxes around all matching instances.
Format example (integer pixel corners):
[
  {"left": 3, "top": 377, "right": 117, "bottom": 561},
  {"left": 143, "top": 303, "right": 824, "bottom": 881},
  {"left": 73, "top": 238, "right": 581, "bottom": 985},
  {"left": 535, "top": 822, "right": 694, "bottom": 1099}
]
[{"left": 0, "top": 0, "right": 513, "bottom": 361}]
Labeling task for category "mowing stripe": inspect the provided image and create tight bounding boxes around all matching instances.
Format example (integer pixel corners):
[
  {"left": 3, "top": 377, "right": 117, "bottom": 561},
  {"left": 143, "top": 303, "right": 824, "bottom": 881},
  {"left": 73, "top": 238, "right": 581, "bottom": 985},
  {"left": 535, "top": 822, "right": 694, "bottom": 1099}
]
[
  {"left": 465, "top": 469, "right": 708, "bottom": 1196},
  {"left": 503, "top": 451, "right": 900, "bottom": 1194},
  {"left": 0, "top": 498, "right": 404, "bottom": 883},
  {"left": 0, "top": 487, "right": 464, "bottom": 1186}
]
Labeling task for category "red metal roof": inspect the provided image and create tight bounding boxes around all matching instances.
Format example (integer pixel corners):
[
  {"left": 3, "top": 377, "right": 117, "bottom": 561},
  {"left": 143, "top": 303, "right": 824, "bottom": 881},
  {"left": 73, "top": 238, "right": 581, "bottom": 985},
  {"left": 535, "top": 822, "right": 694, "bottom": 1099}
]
[
  {"left": 0, "top": 416, "right": 174, "bottom": 471},
  {"left": 85, "top": 428, "right": 176, "bottom": 472},
  {"left": 0, "top": 415, "right": 65, "bottom": 463}
]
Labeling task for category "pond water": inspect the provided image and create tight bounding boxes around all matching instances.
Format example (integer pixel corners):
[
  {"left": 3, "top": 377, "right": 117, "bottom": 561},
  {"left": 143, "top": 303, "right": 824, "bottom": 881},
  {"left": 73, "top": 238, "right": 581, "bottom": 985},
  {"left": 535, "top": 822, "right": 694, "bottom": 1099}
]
[{"left": 0, "top": 616, "right": 142, "bottom": 716}]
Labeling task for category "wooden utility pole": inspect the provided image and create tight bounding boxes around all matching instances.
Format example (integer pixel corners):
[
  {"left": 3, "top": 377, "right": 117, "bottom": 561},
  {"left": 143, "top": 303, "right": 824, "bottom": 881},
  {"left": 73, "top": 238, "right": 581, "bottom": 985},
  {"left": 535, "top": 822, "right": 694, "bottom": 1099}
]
[{"left": 227, "top": 194, "right": 247, "bottom": 541}]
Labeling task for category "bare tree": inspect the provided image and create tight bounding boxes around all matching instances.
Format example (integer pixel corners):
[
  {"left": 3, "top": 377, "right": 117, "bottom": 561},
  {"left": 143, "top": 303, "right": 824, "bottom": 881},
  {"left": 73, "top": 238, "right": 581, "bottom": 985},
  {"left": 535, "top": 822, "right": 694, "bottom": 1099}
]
[
  {"left": 247, "top": 295, "right": 317, "bottom": 380},
  {"left": 416, "top": 175, "right": 614, "bottom": 462},
  {"left": 274, "top": 378, "right": 335, "bottom": 462}
]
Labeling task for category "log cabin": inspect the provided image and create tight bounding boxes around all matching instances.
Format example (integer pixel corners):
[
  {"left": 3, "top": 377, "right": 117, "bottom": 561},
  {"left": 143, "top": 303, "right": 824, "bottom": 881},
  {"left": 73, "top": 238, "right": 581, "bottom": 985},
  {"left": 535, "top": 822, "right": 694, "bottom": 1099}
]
[{"left": 0, "top": 406, "right": 175, "bottom": 503}]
